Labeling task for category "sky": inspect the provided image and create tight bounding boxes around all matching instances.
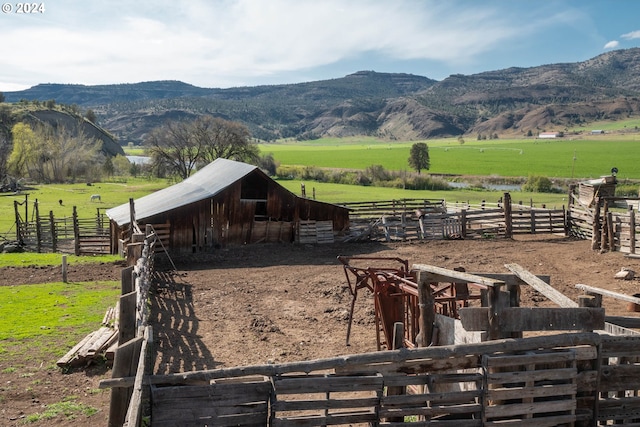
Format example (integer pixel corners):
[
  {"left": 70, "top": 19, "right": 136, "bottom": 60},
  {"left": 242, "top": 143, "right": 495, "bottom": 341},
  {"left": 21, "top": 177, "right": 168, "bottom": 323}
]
[{"left": 1, "top": 0, "right": 640, "bottom": 92}]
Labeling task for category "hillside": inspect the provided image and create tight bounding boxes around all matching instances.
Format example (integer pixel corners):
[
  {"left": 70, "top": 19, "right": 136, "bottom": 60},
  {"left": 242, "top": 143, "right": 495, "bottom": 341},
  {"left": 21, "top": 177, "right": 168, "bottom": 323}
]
[
  {"left": 0, "top": 105, "right": 123, "bottom": 157},
  {"left": 4, "top": 48, "right": 640, "bottom": 143}
]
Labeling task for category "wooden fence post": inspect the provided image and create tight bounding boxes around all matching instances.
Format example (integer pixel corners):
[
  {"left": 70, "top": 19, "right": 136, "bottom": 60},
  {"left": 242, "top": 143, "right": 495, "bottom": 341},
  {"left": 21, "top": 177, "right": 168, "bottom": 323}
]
[
  {"left": 461, "top": 209, "right": 467, "bottom": 238},
  {"left": 415, "top": 271, "right": 434, "bottom": 347},
  {"left": 600, "top": 199, "right": 609, "bottom": 252},
  {"left": 13, "top": 200, "right": 21, "bottom": 242},
  {"left": 503, "top": 192, "right": 512, "bottom": 238},
  {"left": 49, "top": 211, "right": 57, "bottom": 253},
  {"left": 62, "top": 255, "right": 67, "bottom": 283},
  {"left": 34, "top": 200, "right": 42, "bottom": 253},
  {"left": 73, "top": 206, "right": 80, "bottom": 256},
  {"left": 108, "top": 336, "right": 143, "bottom": 427},
  {"left": 530, "top": 209, "right": 536, "bottom": 234},
  {"left": 630, "top": 208, "right": 636, "bottom": 255},
  {"left": 607, "top": 211, "right": 615, "bottom": 252},
  {"left": 384, "top": 322, "right": 406, "bottom": 422},
  {"left": 592, "top": 198, "right": 601, "bottom": 251}
]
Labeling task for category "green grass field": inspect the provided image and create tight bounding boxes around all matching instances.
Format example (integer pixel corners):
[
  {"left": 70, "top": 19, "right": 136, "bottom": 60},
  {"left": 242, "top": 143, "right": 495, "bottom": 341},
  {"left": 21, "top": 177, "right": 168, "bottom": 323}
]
[
  {"left": 3, "top": 134, "right": 638, "bottom": 236},
  {"left": 259, "top": 136, "right": 640, "bottom": 180},
  {"left": 0, "top": 177, "right": 168, "bottom": 238},
  {"left": 0, "top": 281, "right": 120, "bottom": 358}
]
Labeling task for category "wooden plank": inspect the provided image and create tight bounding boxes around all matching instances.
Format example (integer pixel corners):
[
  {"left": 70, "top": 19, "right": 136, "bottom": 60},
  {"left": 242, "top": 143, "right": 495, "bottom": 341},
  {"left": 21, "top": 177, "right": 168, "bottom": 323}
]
[
  {"left": 118, "top": 291, "right": 137, "bottom": 345},
  {"left": 378, "top": 402, "right": 482, "bottom": 419},
  {"left": 484, "top": 351, "right": 577, "bottom": 367},
  {"left": 271, "top": 411, "right": 377, "bottom": 427},
  {"left": 274, "top": 374, "right": 383, "bottom": 393},
  {"left": 599, "top": 364, "right": 640, "bottom": 391},
  {"left": 575, "top": 284, "right": 640, "bottom": 305},
  {"left": 487, "top": 367, "right": 577, "bottom": 384},
  {"left": 382, "top": 389, "right": 482, "bottom": 406},
  {"left": 485, "top": 399, "right": 576, "bottom": 419},
  {"left": 504, "top": 263, "right": 577, "bottom": 308},
  {"left": 412, "top": 264, "right": 505, "bottom": 288},
  {"left": 108, "top": 336, "right": 143, "bottom": 427},
  {"left": 604, "top": 315, "right": 640, "bottom": 329},
  {"left": 273, "top": 397, "right": 379, "bottom": 412},
  {"left": 123, "top": 327, "right": 151, "bottom": 427},
  {"left": 487, "top": 383, "right": 577, "bottom": 401},
  {"left": 484, "top": 414, "right": 576, "bottom": 427},
  {"left": 56, "top": 330, "right": 96, "bottom": 367},
  {"left": 459, "top": 307, "right": 605, "bottom": 332}
]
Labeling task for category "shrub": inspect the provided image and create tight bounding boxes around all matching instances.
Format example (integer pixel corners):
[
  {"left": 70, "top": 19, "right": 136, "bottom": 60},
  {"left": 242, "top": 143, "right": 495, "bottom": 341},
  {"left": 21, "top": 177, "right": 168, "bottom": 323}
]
[
  {"left": 616, "top": 184, "right": 640, "bottom": 197},
  {"left": 522, "top": 175, "right": 554, "bottom": 193}
]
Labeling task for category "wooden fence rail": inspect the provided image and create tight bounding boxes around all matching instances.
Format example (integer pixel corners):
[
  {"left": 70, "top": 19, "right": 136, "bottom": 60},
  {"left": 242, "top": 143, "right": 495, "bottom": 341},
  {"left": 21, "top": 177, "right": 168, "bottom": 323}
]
[
  {"left": 100, "top": 332, "right": 640, "bottom": 426},
  {"left": 344, "top": 196, "right": 567, "bottom": 242}
]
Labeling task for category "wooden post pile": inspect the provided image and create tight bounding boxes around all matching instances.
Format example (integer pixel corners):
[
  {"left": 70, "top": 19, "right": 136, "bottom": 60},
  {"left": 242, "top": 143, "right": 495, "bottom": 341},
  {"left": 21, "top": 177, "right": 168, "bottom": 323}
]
[{"left": 56, "top": 321, "right": 119, "bottom": 368}]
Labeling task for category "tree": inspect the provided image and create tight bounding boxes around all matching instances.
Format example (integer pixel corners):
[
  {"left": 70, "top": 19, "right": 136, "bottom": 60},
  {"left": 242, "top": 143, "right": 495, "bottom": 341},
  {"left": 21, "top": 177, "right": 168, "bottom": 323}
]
[
  {"left": 408, "top": 142, "right": 430, "bottom": 174},
  {"left": 144, "top": 115, "right": 258, "bottom": 179},
  {"left": 85, "top": 109, "right": 97, "bottom": 124},
  {"left": 195, "top": 116, "right": 258, "bottom": 164},
  {"left": 0, "top": 92, "right": 5, "bottom": 103},
  {"left": 8, "top": 122, "right": 100, "bottom": 182},
  {"left": 145, "top": 119, "right": 201, "bottom": 179}
]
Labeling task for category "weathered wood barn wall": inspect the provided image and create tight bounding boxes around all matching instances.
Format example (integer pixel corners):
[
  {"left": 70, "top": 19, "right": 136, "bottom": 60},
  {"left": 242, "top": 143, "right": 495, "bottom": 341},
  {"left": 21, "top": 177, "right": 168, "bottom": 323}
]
[{"left": 105, "top": 158, "right": 349, "bottom": 254}]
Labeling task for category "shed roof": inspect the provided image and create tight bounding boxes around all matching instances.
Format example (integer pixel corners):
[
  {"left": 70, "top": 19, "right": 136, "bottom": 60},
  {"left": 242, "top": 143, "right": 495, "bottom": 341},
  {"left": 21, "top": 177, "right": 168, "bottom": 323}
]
[{"left": 106, "top": 158, "right": 258, "bottom": 226}]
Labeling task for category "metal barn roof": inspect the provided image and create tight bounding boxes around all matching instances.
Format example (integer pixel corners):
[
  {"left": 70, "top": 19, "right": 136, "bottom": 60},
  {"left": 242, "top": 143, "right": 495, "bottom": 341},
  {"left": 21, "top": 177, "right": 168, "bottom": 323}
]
[{"left": 106, "top": 158, "right": 258, "bottom": 226}]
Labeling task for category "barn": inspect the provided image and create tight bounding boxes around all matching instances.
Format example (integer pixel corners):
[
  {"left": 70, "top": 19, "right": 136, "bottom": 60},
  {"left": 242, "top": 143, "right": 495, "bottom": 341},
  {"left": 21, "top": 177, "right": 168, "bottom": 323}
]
[{"left": 105, "top": 158, "right": 350, "bottom": 254}]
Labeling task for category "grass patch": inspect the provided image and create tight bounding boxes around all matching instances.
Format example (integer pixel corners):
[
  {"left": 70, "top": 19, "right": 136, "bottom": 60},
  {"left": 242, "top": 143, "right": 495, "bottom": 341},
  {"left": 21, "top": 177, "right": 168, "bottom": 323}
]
[
  {"left": 0, "top": 281, "right": 120, "bottom": 356},
  {"left": 260, "top": 137, "right": 640, "bottom": 180},
  {"left": 25, "top": 397, "right": 99, "bottom": 423},
  {"left": 0, "top": 177, "right": 167, "bottom": 235},
  {"left": 0, "top": 253, "right": 121, "bottom": 268},
  {"left": 276, "top": 180, "right": 569, "bottom": 208}
]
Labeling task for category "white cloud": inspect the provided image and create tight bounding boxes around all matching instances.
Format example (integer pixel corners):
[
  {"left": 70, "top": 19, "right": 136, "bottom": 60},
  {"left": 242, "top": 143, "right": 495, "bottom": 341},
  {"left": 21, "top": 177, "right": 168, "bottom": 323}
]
[
  {"left": 0, "top": 0, "right": 591, "bottom": 90},
  {"left": 604, "top": 40, "right": 620, "bottom": 49},
  {"left": 621, "top": 30, "right": 640, "bottom": 40}
]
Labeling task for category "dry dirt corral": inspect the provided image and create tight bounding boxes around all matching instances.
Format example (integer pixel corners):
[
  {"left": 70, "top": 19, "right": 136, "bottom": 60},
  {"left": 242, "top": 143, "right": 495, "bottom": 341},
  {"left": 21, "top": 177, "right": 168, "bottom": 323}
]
[{"left": 2, "top": 234, "right": 640, "bottom": 426}]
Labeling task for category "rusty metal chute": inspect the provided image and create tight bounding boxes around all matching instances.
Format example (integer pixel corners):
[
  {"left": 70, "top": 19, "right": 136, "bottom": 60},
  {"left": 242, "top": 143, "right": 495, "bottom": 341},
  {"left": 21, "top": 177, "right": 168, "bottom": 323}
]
[{"left": 338, "top": 256, "right": 485, "bottom": 351}]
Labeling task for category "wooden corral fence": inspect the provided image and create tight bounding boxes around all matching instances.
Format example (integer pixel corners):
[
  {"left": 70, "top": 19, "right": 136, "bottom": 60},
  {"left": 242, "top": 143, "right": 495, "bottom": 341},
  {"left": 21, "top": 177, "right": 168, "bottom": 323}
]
[
  {"left": 97, "top": 258, "right": 640, "bottom": 426},
  {"left": 566, "top": 185, "right": 640, "bottom": 254},
  {"left": 341, "top": 195, "right": 567, "bottom": 242},
  {"left": 12, "top": 198, "right": 111, "bottom": 255},
  {"left": 106, "top": 225, "right": 157, "bottom": 427},
  {"left": 99, "top": 331, "right": 640, "bottom": 426}
]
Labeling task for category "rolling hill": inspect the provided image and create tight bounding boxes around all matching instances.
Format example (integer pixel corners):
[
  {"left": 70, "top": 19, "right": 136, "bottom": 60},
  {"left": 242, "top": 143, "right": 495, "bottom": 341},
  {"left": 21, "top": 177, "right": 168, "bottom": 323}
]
[{"left": 4, "top": 48, "right": 640, "bottom": 144}]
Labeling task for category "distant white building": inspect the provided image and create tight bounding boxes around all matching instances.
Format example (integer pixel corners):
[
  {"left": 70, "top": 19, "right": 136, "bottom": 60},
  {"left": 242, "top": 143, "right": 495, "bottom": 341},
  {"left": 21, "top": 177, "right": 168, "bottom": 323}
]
[
  {"left": 538, "top": 131, "right": 561, "bottom": 139},
  {"left": 591, "top": 130, "right": 605, "bottom": 134}
]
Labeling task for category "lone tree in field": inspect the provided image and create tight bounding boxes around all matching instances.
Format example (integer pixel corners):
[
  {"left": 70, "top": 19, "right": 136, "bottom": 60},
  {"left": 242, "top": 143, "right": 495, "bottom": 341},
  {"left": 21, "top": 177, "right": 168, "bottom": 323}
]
[{"left": 408, "top": 142, "right": 430, "bottom": 174}]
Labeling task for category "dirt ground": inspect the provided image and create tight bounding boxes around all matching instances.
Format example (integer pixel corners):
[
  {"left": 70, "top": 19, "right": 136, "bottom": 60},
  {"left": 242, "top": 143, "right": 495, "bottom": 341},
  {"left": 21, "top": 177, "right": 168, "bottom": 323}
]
[{"left": 2, "top": 234, "right": 640, "bottom": 426}]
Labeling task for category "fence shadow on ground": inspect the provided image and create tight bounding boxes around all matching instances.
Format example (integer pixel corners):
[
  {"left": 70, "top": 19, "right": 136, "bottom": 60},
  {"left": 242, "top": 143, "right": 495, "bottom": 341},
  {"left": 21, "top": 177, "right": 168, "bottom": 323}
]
[{"left": 150, "top": 269, "right": 220, "bottom": 375}]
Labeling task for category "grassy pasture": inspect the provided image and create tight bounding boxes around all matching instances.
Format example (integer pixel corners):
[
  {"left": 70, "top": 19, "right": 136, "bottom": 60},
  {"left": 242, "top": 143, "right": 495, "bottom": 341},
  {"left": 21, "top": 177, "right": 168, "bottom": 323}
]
[
  {"left": 0, "top": 281, "right": 120, "bottom": 358},
  {"left": 276, "top": 180, "right": 569, "bottom": 208},
  {"left": 0, "top": 178, "right": 167, "bottom": 239},
  {"left": 259, "top": 136, "right": 640, "bottom": 180},
  {"left": 3, "top": 134, "right": 639, "bottom": 236}
]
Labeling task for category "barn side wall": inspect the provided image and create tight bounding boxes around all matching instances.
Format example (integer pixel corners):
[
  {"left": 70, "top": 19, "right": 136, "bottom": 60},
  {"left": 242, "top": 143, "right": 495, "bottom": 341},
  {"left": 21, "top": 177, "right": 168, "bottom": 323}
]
[{"left": 110, "top": 170, "right": 350, "bottom": 253}]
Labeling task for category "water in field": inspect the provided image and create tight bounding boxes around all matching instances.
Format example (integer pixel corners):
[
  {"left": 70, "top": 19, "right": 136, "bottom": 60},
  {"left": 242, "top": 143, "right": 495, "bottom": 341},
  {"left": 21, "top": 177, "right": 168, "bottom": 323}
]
[
  {"left": 126, "top": 155, "right": 151, "bottom": 164},
  {"left": 448, "top": 181, "right": 521, "bottom": 191}
]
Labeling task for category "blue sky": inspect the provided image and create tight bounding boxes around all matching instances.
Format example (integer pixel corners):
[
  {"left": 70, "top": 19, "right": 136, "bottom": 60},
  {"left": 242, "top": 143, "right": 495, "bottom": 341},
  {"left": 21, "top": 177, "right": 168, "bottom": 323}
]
[{"left": 1, "top": 0, "right": 639, "bottom": 92}]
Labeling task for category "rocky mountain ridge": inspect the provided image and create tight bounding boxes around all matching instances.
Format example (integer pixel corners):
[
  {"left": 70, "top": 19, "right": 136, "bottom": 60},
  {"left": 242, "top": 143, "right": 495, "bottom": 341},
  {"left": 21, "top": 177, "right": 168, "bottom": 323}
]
[{"left": 4, "top": 48, "right": 640, "bottom": 144}]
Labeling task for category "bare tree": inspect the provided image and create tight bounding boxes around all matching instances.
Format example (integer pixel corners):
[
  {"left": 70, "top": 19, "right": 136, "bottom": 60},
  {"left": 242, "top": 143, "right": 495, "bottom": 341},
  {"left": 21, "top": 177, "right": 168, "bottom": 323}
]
[
  {"left": 145, "top": 119, "right": 202, "bottom": 179},
  {"left": 196, "top": 116, "right": 258, "bottom": 164},
  {"left": 145, "top": 115, "right": 258, "bottom": 179}
]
